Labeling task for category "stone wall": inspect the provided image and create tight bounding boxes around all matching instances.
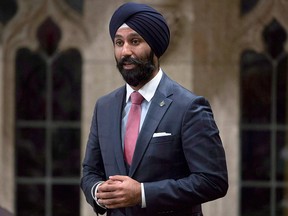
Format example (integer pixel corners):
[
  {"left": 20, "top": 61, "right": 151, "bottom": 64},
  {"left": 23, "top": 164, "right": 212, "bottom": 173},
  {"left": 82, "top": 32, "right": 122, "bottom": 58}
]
[{"left": 4, "top": 0, "right": 285, "bottom": 215}]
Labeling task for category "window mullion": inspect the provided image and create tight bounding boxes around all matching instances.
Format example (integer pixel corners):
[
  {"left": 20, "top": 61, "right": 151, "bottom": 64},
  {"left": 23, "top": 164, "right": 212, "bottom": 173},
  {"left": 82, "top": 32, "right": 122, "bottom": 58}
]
[
  {"left": 270, "top": 59, "right": 278, "bottom": 216},
  {"left": 46, "top": 58, "right": 53, "bottom": 216}
]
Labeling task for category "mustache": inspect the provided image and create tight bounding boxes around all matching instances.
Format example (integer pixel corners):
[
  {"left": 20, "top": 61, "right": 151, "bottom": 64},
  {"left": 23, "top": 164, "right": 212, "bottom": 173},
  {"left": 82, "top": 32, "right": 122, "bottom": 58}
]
[
  {"left": 118, "top": 56, "right": 144, "bottom": 67},
  {"left": 116, "top": 52, "right": 156, "bottom": 87}
]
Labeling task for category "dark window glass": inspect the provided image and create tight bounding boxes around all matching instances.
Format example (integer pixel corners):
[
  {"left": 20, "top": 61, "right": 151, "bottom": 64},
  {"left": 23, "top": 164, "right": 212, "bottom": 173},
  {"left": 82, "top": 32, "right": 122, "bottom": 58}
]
[
  {"left": 15, "top": 17, "right": 81, "bottom": 216},
  {"left": 16, "top": 48, "right": 47, "bottom": 120},
  {"left": 240, "top": 19, "right": 288, "bottom": 216},
  {"left": 65, "top": 0, "right": 83, "bottom": 14},
  {"left": 52, "top": 128, "right": 80, "bottom": 177},
  {"left": 276, "top": 131, "right": 288, "bottom": 181},
  {"left": 240, "top": 0, "right": 260, "bottom": 16},
  {"left": 0, "top": 0, "right": 17, "bottom": 25},
  {"left": 240, "top": 50, "right": 272, "bottom": 124},
  {"left": 16, "top": 128, "right": 46, "bottom": 177},
  {"left": 16, "top": 184, "right": 45, "bottom": 216},
  {"left": 37, "top": 17, "right": 61, "bottom": 56},
  {"left": 262, "top": 19, "right": 287, "bottom": 59},
  {"left": 276, "top": 187, "right": 288, "bottom": 215},
  {"left": 241, "top": 187, "right": 270, "bottom": 216},
  {"left": 241, "top": 130, "right": 271, "bottom": 181},
  {"left": 276, "top": 54, "right": 288, "bottom": 124},
  {"left": 52, "top": 185, "right": 80, "bottom": 216},
  {"left": 52, "top": 49, "right": 82, "bottom": 121}
]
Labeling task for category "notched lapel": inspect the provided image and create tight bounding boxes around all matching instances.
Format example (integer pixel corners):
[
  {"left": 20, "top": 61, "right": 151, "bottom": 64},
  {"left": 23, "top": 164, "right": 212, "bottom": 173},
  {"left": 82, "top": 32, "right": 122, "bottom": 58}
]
[
  {"left": 112, "top": 88, "right": 127, "bottom": 175},
  {"left": 129, "top": 91, "right": 173, "bottom": 177}
]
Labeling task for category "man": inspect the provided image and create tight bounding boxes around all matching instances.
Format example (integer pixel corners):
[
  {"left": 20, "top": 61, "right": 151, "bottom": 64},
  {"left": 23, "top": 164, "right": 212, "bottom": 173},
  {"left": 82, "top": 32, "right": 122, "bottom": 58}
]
[{"left": 81, "top": 2, "right": 228, "bottom": 216}]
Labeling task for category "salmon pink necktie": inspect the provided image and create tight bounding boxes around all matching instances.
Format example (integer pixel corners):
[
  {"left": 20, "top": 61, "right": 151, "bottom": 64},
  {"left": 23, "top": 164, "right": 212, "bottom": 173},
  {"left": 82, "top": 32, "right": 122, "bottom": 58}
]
[{"left": 124, "top": 91, "right": 144, "bottom": 165}]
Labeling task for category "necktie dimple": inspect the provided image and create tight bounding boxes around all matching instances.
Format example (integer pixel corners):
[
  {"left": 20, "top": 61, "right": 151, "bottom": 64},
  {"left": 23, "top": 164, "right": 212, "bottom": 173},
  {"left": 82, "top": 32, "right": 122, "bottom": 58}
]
[{"left": 124, "top": 91, "right": 144, "bottom": 165}]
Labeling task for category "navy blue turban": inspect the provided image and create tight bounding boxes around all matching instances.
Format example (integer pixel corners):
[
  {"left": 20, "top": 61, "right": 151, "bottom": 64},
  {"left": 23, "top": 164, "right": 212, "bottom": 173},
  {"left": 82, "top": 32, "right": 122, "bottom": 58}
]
[{"left": 109, "top": 2, "right": 170, "bottom": 58}]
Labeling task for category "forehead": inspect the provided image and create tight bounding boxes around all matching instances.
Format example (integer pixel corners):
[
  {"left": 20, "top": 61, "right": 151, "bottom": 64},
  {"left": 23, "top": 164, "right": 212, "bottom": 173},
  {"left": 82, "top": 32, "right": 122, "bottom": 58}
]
[{"left": 114, "top": 26, "right": 142, "bottom": 39}]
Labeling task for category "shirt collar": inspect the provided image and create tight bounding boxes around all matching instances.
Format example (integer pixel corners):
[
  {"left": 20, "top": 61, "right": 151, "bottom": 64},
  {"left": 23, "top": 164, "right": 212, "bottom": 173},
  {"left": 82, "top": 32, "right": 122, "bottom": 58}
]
[{"left": 126, "top": 68, "right": 163, "bottom": 103}]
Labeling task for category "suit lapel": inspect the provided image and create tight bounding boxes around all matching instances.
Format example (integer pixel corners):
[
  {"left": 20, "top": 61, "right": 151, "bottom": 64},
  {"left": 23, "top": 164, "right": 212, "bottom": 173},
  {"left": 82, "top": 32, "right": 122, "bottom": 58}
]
[
  {"left": 129, "top": 73, "right": 173, "bottom": 177},
  {"left": 112, "top": 87, "right": 127, "bottom": 175}
]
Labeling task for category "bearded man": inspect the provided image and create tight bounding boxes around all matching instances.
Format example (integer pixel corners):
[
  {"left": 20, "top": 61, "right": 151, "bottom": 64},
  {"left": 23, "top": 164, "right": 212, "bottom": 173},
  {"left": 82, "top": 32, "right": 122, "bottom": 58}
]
[{"left": 81, "top": 2, "right": 228, "bottom": 216}]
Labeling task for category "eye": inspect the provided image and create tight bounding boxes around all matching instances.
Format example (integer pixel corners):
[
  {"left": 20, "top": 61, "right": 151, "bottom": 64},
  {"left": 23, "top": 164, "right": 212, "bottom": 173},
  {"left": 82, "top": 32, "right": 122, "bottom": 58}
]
[
  {"left": 115, "top": 39, "right": 124, "bottom": 47},
  {"left": 131, "top": 38, "right": 140, "bottom": 45}
]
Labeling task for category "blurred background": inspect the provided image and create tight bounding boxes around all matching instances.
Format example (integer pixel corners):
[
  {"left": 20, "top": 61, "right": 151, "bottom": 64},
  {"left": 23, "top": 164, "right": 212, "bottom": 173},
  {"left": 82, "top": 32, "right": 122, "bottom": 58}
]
[{"left": 0, "top": 0, "right": 288, "bottom": 215}]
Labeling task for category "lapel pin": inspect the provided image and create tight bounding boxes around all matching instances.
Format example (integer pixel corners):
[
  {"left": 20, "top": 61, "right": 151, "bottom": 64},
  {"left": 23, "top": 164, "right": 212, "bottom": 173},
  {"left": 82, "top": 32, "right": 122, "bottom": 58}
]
[{"left": 159, "top": 101, "right": 165, "bottom": 107}]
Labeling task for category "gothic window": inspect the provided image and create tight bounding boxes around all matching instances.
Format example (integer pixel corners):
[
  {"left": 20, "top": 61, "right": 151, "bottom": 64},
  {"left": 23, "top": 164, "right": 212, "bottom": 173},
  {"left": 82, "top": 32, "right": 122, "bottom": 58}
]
[
  {"left": 240, "top": 19, "right": 288, "bottom": 216},
  {"left": 15, "top": 17, "right": 82, "bottom": 216},
  {"left": 0, "top": 0, "right": 18, "bottom": 25},
  {"left": 240, "top": 0, "right": 260, "bottom": 16},
  {"left": 65, "top": 0, "right": 84, "bottom": 14}
]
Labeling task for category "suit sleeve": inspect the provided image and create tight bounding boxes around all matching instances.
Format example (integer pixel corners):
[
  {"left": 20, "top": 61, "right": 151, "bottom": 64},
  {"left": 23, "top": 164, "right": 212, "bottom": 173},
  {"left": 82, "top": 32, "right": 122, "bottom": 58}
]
[
  {"left": 80, "top": 102, "right": 107, "bottom": 215},
  {"left": 144, "top": 96, "right": 228, "bottom": 211}
]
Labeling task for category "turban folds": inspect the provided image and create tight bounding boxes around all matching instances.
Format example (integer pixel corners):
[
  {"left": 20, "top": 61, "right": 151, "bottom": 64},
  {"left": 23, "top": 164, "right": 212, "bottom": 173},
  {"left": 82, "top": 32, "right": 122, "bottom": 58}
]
[{"left": 109, "top": 2, "right": 170, "bottom": 58}]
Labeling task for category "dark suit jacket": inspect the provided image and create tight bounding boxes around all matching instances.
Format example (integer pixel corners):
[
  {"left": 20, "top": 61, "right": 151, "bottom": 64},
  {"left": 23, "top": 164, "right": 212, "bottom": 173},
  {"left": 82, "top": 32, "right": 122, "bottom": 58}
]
[{"left": 81, "top": 72, "right": 228, "bottom": 216}]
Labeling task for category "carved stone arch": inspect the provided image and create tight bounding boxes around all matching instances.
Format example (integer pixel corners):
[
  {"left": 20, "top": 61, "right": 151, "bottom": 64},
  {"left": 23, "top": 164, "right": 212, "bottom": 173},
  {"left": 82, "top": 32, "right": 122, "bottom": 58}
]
[
  {"left": 3, "top": 0, "right": 88, "bottom": 55},
  {"left": 275, "top": 1, "right": 288, "bottom": 51},
  {"left": 49, "top": 0, "right": 89, "bottom": 50},
  {"left": 238, "top": 0, "right": 288, "bottom": 53},
  {"left": 277, "top": 0, "right": 288, "bottom": 27}
]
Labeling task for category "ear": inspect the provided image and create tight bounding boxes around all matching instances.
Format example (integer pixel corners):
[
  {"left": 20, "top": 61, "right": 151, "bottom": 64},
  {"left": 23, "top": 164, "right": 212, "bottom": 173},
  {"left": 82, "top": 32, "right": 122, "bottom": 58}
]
[{"left": 153, "top": 54, "right": 160, "bottom": 69}]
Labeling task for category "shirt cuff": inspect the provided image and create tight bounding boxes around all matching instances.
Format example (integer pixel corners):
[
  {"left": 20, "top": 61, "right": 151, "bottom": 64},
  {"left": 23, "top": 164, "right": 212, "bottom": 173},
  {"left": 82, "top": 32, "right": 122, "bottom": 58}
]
[
  {"left": 91, "top": 181, "right": 106, "bottom": 209},
  {"left": 141, "top": 183, "right": 146, "bottom": 208}
]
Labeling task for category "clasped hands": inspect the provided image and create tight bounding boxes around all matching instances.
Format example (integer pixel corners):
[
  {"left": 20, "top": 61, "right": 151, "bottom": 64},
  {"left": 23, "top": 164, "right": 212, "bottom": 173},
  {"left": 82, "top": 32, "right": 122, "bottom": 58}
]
[{"left": 96, "top": 175, "right": 141, "bottom": 209}]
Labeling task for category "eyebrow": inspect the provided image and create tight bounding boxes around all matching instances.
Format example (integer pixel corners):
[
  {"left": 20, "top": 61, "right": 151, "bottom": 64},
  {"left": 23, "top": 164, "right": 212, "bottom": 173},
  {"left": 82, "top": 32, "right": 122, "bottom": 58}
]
[
  {"left": 114, "top": 34, "right": 123, "bottom": 40},
  {"left": 114, "top": 32, "right": 142, "bottom": 39}
]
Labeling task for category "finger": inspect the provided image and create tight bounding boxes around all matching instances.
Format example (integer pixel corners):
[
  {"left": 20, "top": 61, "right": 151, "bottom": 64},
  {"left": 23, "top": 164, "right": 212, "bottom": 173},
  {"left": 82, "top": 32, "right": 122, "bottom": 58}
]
[
  {"left": 109, "top": 175, "right": 127, "bottom": 182},
  {"left": 98, "top": 181, "right": 118, "bottom": 192},
  {"left": 98, "top": 196, "right": 124, "bottom": 209},
  {"left": 99, "top": 195, "right": 127, "bottom": 209},
  {"left": 97, "top": 190, "right": 116, "bottom": 199},
  {"left": 105, "top": 203, "right": 124, "bottom": 209},
  {"left": 100, "top": 184, "right": 122, "bottom": 194},
  {"left": 107, "top": 179, "right": 122, "bottom": 185}
]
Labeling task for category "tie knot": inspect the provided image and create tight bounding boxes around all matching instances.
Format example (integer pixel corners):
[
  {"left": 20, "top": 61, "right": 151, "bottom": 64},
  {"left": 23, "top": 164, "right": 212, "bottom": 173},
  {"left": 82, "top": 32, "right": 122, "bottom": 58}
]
[{"left": 130, "top": 91, "right": 144, "bottom": 105}]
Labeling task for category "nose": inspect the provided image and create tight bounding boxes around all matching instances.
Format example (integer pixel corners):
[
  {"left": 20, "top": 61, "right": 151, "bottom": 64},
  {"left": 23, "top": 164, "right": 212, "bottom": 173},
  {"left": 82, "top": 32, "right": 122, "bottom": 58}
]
[{"left": 121, "top": 42, "right": 133, "bottom": 57}]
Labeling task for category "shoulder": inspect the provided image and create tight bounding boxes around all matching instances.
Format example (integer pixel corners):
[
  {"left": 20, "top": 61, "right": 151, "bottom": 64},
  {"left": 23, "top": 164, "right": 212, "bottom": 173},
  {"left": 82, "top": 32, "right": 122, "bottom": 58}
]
[
  {"left": 161, "top": 73, "right": 200, "bottom": 99},
  {"left": 161, "top": 72, "right": 210, "bottom": 107}
]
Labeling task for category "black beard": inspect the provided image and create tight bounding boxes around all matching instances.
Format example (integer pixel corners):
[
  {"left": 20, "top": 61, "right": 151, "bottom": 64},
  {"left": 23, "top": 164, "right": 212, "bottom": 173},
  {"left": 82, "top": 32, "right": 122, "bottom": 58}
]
[{"left": 116, "top": 51, "right": 156, "bottom": 87}]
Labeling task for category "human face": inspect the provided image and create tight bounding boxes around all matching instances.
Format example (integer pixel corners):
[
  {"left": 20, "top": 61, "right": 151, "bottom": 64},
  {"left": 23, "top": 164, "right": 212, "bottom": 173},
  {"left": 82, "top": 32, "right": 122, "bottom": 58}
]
[{"left": 114, "top": 27, "right": 158, "bottom": 89}]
